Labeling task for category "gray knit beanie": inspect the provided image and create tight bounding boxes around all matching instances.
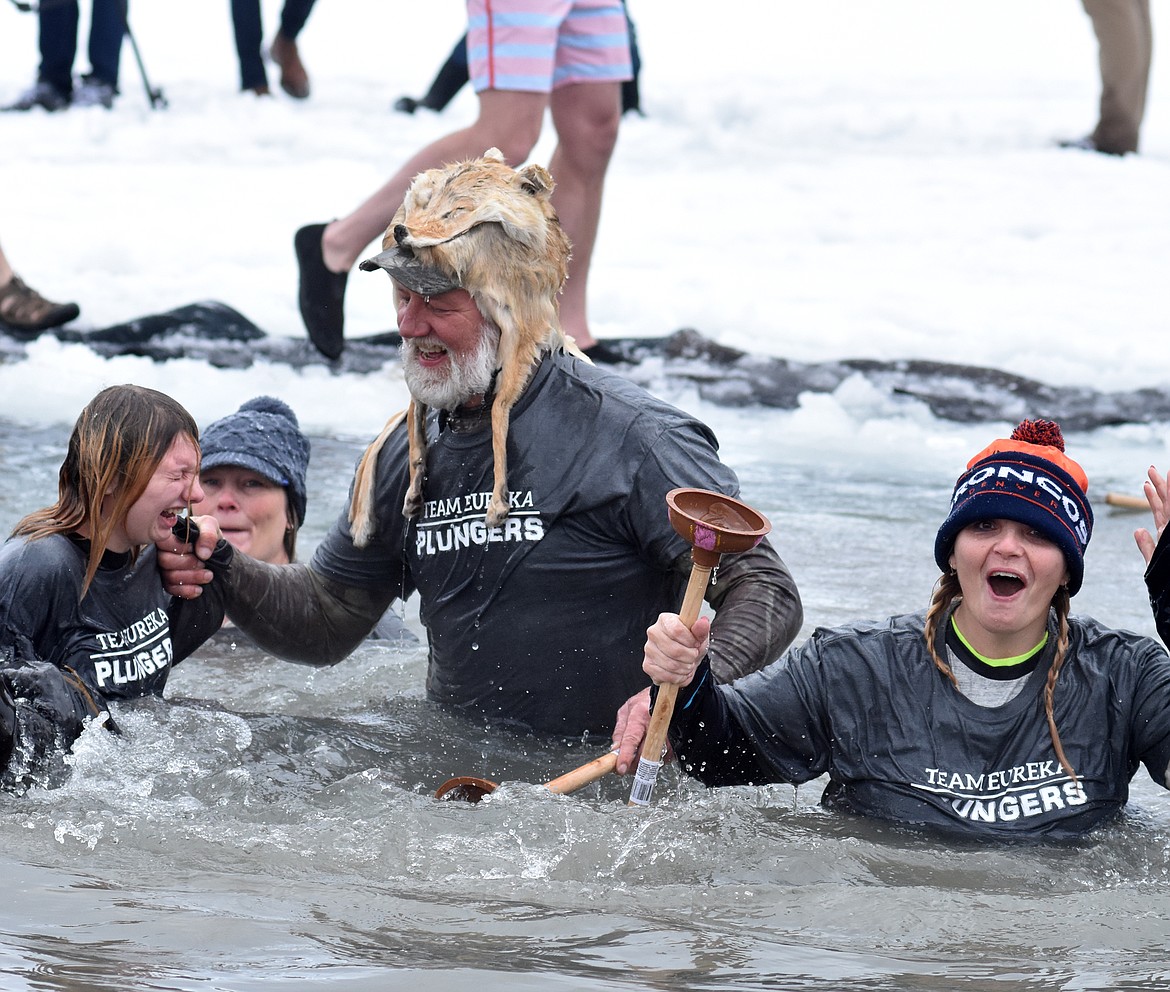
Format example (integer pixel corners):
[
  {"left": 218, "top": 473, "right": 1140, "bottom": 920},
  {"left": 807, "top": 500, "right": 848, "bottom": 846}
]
[{"left": 200, "top": 396, "right": 311, "bottom": 525}]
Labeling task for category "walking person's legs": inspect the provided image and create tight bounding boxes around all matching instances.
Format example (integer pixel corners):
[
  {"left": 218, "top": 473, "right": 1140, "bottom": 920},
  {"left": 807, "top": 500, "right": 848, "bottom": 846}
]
[
  {"left": 277, "top": 0, "right": 316, "bottom": 41},
  {"left": 547, "top": 81, "right": 622, "bottom": 349},
  {"left": 270, "top": 0, "right": 317, "bottom": 98},
  {"left": 230, "top": 0, "right": 268, "bottom": 93},
  {"left": 1081, "top": 0, "right": 1152, "bottom": 153},
  {"left": 88, "top": 0, "right": 128, "bottom": 89},
  {"left": 2, "top": 0, "right": 77, "bottom": 109},
  {"left": 38, "top": 0, "right": 80, "bottom": 96}
]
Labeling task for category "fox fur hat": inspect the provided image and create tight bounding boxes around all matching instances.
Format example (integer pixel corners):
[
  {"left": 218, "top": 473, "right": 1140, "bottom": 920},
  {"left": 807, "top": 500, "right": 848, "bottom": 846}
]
[{"left": 359, "top": 147, "right": 572, "bottom": 349}]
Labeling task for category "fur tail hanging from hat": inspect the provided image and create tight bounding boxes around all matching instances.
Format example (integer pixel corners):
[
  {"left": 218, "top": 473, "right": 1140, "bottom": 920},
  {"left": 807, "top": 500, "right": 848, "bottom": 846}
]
[{"left": 348, "top": 409, "right": 408, "bottom": 548}]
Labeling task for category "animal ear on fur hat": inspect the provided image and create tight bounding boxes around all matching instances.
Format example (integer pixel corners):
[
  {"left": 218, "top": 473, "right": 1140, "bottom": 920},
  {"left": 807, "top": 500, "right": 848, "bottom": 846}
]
[{"left": 517, "top": 163, "right": 555, "bottom": 198}]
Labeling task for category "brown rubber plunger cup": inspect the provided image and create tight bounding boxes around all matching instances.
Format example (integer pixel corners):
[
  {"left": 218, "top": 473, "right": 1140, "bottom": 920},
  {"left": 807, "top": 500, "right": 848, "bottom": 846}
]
[
  {"left": 435, "top": 751, "right": 620, "bottom": 803},
  {"left": 627, "top": 488, "right": 771, "bottom": 807},
  {"left": 434, "top": 775, "right": 499, "bottom": 802}
]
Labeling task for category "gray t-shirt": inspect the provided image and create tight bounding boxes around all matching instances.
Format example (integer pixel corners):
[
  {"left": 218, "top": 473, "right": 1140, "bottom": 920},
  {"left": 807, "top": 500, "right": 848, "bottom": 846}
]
[
  {"left": 671, "top": 609, "right": 1170, "bottom": 839},
  {"left": 0, "top": 533, "right": 175, "bottom": 700},
  {"left": 312, "top": 352, "right": 743, "bottom": 735}
]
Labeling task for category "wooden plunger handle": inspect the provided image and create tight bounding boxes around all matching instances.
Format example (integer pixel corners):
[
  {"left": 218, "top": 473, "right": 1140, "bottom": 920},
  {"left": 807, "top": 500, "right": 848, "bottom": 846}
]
[
  {"left": 628, "top": 560, "right": 713, "bottom": 806},
  {"left": 1105, "top": 492, "right": 1149, "bottom": 511},
  {"left": 544, "top": 750, "right": 619, "bottom": 795}
]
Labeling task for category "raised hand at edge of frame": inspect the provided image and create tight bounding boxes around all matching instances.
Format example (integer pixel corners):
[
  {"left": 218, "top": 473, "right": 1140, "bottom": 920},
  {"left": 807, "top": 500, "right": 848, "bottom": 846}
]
[{"left": 1134, "top": 465, "right": 1169, "bottom": 565}]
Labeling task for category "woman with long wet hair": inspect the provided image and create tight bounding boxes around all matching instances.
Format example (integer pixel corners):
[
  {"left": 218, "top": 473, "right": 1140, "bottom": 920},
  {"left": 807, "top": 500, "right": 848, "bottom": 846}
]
[
  {"left": 637, "top": 419, "right": 1170, "bottom": 839},
  {"left": 0, "top": 384, "right": 221, "bottom": 790}
]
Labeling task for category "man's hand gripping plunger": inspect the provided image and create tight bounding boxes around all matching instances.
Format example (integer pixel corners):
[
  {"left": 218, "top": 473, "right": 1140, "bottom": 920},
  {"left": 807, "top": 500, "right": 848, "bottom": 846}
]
[
  {"left": 159, "top": 515, "right": 223, "bottom": 598},
  {"left": 611, "top": 612, "right": 711, "bottom": 775}
]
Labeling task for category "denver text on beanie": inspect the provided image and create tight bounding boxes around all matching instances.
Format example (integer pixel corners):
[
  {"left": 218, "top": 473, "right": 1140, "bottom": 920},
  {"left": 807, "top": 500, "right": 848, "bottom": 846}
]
[
  {"left": 933, "top": 419, "right": 1093, "bottom": 595},
  {"left": 199, "top": 397, "right": 311, "bottom": 526}
]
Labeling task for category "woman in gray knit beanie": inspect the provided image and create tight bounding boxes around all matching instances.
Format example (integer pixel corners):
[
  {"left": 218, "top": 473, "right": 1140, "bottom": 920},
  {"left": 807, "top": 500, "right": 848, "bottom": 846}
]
[
  {"left": 193, "top": 396, "right": 310, "bottom": 563},
  {"left": 192, "top": 397, "right": 415, "bottom": 642}
]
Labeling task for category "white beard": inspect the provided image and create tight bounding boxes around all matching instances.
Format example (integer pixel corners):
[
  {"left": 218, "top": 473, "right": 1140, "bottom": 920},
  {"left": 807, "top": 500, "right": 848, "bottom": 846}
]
[{"left": 401, "top": 324, "right": 500, "bottom": 410}]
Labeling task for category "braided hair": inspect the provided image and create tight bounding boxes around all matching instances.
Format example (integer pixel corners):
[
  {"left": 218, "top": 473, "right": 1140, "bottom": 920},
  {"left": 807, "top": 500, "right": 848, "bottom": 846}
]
[
  {"left": 928, "top": 417, "right": 1088, "bottom": 783},
  {"left": 923, "top": 573, "right": 1076, "bottom": 782}
]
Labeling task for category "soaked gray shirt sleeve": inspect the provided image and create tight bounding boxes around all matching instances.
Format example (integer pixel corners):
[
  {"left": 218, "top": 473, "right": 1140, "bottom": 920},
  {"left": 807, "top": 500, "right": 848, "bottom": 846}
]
[
  {"left": 697, "top": 537, "right": 803, "bottom": 681},
  {"left": 206, "top": 543, "right": 393, "bottom": 665}
]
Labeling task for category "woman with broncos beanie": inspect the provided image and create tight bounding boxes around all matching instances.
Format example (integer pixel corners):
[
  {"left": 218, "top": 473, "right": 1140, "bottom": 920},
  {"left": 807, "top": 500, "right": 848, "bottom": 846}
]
[{"left": 637, "top": 419, "right": 1170, "bottom": 840}]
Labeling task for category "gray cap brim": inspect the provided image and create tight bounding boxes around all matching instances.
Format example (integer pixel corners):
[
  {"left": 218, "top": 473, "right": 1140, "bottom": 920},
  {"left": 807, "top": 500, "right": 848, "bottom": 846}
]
[{"left": 358, "top": 246, "right": 461, "bottom": 295}]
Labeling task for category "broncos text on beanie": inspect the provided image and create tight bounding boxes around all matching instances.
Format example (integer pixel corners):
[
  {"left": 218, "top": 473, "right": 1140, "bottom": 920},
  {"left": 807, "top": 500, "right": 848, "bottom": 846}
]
[{"left": 933, "top": 419, "right": 1093, "bottom": 595}]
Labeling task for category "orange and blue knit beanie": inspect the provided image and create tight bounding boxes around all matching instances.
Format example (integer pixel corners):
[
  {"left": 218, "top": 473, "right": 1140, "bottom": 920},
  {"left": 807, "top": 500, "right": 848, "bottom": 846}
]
[{"left": 934, "top": 419, "right": 1093, "bottom": 594}]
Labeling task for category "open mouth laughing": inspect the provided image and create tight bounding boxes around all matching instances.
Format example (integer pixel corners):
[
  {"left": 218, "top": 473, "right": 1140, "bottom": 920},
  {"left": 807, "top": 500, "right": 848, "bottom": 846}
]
[
  {"left": 405, "top": 338, "right": 449, "bottom": 368},
  {"left": 987, "top": 570, "right": 1026, "bottom": 598}
]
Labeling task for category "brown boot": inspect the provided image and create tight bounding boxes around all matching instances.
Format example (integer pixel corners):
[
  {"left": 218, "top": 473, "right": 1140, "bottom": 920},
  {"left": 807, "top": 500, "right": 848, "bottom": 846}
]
[
  {"left": 270, "top": 33, "right": 310, "bottom": 100},
  {"left": 0, "top": 273, "right": 81, "bottom": 339}
]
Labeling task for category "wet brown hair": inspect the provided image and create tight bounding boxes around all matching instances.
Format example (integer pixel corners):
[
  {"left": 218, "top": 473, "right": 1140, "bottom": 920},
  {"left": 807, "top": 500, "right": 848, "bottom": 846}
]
[
  {"left": 924, "top": 571, "right": 1076, "bottom": 781},
  {"left": 12, "top": 384, "right": 200, "bottom": 597}
]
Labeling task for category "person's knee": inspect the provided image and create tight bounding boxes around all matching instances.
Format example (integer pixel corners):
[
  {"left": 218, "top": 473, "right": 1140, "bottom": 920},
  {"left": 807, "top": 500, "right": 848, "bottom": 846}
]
[
  {"left": 492, "top": 130, "right": 542, "bottom": 165},
  {"left": 588, "top": 113, "right": 621, "bottom": 158},
  {"left": 552, "top": 89, "right": 622, "bottom": 166},
  {"left": 557, "top": 116, "right": 620, "bottom": 175},
  {"left": 476, "top": 117, "right": 542, "bottom": 163},
  {"left": 473, "top": 92, "right": 546, "bottom": 162}
]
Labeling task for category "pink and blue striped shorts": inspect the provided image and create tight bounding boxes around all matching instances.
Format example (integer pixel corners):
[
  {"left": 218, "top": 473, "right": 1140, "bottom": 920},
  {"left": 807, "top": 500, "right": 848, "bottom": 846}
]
[{"left": 467, "top": 0, "right": 633, "bottom": 93}]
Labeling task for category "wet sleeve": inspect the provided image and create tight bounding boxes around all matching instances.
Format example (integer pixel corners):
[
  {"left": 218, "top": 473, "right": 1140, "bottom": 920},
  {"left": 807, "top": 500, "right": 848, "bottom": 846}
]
[
  {"left": 660, "top": 659, "right": 782, "bottom": 786},
  {"left": 168, "top": 600, "right": 226, "bottom": 664},
  {"left": 625, "top": 415, "right": 803, "bottom": 681},
  {"left": 0, "top": 539, "right": 82, "bottom": 656},
  {"left": 207, "top": 543, "right": 398, "bottom": 665},
  {"left": 700, "top": 537, "right": 803, "bottom": 682},
  {"left": 621, "top": 419, "right": 743, "bottom": 568},
  {"left": 1145, "top": 527, "right": 1170, "bottom": 649},
  {"left": 669, "top": 634, "right": 834, "bottom": 787},
  {"left": 1126, "top": 635, "right": 1170, "bottom": 788},
  {"left": 165, "top": 539, "right": 232, "bottom": 663}
]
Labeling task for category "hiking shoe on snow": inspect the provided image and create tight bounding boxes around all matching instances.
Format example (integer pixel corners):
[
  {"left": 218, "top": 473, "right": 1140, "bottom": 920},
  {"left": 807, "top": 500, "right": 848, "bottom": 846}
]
[
  {"left": 270, "top": 33, "right": 310, "bottom": 99},
  {"left": 73, "top": 75, "right": 116, "bottom": 109},
  {"left": 295, "top": 223, "right": 347, "bottom": 360},
  {"left": 3, "top": 79, "right": 70, "bottom": 112},
  {"left": 0, "top": 274, "right": 81, "bottom": 339}
]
